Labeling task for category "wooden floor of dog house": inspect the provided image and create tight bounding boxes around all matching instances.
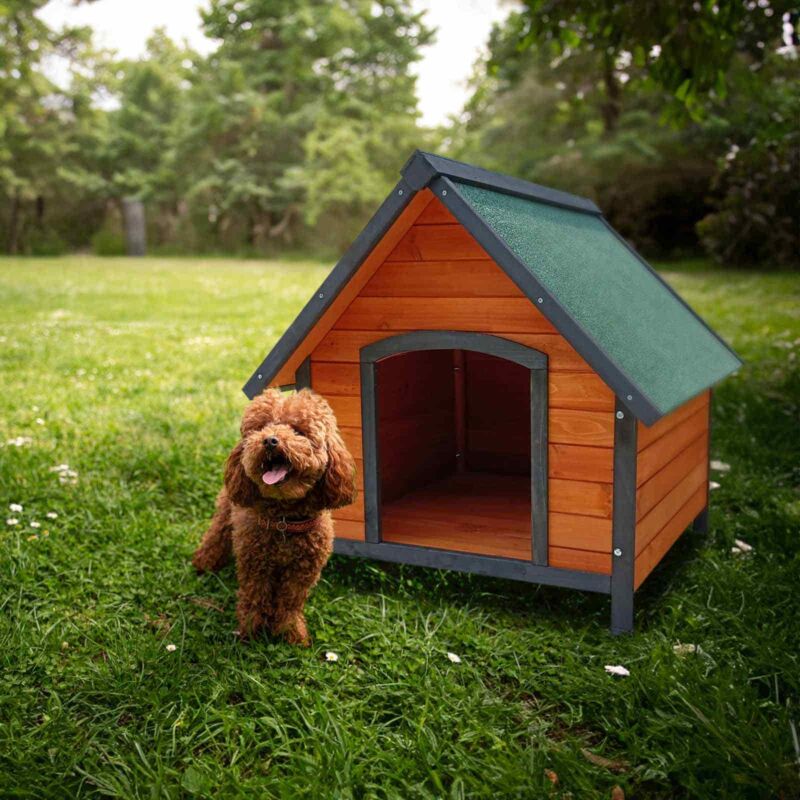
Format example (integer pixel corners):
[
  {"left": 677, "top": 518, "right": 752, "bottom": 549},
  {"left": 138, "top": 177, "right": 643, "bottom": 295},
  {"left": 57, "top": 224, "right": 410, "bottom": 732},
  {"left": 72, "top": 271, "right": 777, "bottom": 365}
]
[{"left": 380, "top": 472, "right": 532, "bottom": 560}]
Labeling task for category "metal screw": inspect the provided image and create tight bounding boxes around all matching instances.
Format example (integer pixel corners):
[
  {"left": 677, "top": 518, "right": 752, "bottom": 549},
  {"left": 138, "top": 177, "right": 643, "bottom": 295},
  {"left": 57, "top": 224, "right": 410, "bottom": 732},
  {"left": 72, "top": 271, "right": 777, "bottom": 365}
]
[
  {"left": 318, "top": 292, "right": 324, "bottom": 299},
  {"left": 398, "top": 189, "right": 404, "bottom": 196},
  {"left": 613, "top": 548, "right": 623, "bottom": 557},
  {"left": 626, "top": 394, "right": 633, "bottom": 401},
  {"left": 616, "top": 410, "right": 624, "bottom": 419},
  {"left": 537, "top": 297, "right": 543, "bottom": 304},
  {"left": 441, "top": 189, "right": 447, "bottom": 196},
  {"left": 257, "top": 373, "right": 262, "bottom": 380}
]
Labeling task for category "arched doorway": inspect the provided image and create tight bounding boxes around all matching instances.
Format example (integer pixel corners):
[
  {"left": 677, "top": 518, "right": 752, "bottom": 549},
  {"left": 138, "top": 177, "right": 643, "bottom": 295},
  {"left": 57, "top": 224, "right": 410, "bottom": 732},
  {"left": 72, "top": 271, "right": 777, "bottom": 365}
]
[{"left": 360, "top": 331, "right": 548, "bottom": 564}]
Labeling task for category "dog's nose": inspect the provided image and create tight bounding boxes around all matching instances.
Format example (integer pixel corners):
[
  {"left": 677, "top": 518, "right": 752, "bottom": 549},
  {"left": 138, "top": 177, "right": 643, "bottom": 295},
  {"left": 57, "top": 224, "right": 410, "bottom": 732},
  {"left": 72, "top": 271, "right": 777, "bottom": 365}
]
[{"left": 263, "top": 436, "right": 279, "bottom": 449}]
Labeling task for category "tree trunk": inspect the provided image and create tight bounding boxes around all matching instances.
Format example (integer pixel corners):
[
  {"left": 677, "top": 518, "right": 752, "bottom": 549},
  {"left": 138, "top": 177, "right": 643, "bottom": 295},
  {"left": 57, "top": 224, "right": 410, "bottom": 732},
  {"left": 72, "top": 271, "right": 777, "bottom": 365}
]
[
  {"left": 601, "top": 56, "right": 621, "bottom": 135},
  {"left": 122, "top": 198, "right": 147, "bottom": 256},
  {"left": 7, "top": 192, "right": 21, "bottom": 255}
]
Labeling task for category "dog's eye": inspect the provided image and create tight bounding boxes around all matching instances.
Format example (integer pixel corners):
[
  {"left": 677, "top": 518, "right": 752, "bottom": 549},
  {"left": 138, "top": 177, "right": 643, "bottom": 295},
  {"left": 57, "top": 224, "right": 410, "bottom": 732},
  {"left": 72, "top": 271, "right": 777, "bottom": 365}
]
[{"left": 291, "top": 426, "right": 307, "bottom": 438}]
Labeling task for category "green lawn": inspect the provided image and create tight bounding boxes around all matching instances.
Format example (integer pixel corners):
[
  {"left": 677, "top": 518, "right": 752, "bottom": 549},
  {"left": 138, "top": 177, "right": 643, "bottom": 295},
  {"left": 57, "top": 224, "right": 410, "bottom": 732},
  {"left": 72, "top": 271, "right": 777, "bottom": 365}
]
[{"left": 1, "top": 256, "right": 798, "bottom": 799}]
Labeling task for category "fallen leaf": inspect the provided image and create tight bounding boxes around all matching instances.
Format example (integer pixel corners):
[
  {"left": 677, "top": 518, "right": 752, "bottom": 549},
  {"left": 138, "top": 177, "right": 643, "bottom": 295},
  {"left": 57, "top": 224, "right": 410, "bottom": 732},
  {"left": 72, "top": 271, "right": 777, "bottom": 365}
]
[
  {"left": 544, "top": 769, "right": 559, "bottom": 786},
  {"left": 611, "top": 786, "right": 625, "bottom": 800},
  {"left": 446, "top": 652, "right": 462, "bottom": 663},
  {"left": 673, "top": 643, "right": 702, "bottom": 656},
  {"left": 580, "top": 748, "right": 629, "bottom": 773},
  {"left": 188, "top": 596, "right": 226, "bottom": 613},
  {"left": 734, "top": 539, "right": 753, "bottom": 553},
  {"left": 709, "top": 481, "right": 721, "bottom": 490},
  {"left": 710, "top": 459, "right": 731, "bottom": 473}
]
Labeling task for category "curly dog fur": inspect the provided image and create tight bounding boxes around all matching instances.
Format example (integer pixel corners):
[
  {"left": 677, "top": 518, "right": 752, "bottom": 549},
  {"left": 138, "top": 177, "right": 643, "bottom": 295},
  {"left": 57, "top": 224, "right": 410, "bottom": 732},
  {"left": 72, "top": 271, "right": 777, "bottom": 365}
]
[{"left": 192, "top": 388, "right": 356, "bottom": 645}]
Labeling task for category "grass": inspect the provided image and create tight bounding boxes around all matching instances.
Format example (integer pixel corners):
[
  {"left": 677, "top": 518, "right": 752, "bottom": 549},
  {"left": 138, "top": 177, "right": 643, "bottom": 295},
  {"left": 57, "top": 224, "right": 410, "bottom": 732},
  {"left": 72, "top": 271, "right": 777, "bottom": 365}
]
[{"left": 0, "top": 255, "right": 798, "bottom": 799}]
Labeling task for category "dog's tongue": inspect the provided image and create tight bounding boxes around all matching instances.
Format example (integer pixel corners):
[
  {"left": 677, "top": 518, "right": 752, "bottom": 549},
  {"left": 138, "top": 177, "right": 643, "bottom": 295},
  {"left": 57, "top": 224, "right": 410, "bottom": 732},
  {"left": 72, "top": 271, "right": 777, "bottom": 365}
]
[{"left": 262, "top": 466, "right": 288, "bottom": 485}]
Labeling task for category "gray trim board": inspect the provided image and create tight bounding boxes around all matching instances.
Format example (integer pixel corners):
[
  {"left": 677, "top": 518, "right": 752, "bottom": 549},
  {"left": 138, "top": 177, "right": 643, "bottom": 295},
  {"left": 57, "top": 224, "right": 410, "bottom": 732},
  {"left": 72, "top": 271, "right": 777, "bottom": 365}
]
[
  {"left": 242, "top": 179, "right": 416, "bottom": 399},
  {"left": 360, "top": 359, "right": 381, "bottom": 543},
  {"left": 359, "top": 330, "right": 549, "bottom": 565},
  {"left": 360, "top": 330, "right": 547, "bottom": 369},
  {"left": 531, "top": 368, "right": 549, "bottom": 566},
  {"left": 294, "top": 357, "right": 312, "bottom": 390},
  {"left": 610, "top": 399, "right": 637, "bottom": 634},
  {"left": 433, "top": 175, "right": 662, "bottom": 426},
  {"left": 333, "top": 538, "right": 610, "bottom": 594},
  {"left": 402, "top": 150, "right": 601, "bottom": 215}
]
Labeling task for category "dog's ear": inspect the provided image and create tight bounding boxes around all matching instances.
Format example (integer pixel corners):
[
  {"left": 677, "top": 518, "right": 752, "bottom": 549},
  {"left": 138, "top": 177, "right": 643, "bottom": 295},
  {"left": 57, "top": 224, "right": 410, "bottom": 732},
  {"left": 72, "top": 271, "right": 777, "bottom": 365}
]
[
  {"left": 241, "top": 388, "right": 283, "bottom": 436},
  {"left": 224, "top": 440, "right": 259, "bottom": 507},
  {"left": 321, "top": 428, "right": 357, "bottom": 509}
]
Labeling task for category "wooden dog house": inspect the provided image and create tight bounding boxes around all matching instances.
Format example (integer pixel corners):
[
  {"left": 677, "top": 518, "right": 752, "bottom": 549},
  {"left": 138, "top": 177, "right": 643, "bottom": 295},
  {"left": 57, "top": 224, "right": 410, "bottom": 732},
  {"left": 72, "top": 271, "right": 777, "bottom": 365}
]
[{"left": 244, "top": 152, "right": 741, "bottom": 633}]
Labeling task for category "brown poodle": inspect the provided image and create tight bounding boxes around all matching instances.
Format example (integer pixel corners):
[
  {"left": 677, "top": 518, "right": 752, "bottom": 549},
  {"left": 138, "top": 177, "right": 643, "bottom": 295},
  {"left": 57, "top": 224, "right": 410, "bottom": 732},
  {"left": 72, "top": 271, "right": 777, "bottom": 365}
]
[{"left": 192, "top": 388, "right": 357, "bottom": 645}]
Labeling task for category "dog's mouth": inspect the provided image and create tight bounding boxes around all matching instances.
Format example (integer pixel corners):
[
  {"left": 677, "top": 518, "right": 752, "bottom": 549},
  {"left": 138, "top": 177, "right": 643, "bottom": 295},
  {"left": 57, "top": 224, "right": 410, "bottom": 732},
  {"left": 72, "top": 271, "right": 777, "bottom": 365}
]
[{"left": 261, "top": 454, "right": 291, "bottom": 486}]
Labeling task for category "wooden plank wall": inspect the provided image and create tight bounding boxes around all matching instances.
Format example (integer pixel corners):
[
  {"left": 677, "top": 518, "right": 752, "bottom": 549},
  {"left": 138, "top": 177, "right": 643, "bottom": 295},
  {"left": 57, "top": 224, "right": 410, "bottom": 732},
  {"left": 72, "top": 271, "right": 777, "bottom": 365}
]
[
  {"left": 634, "top": 391, "right": 710, "bottom": 588},
  {"left": 376, "top": 350, "right": 457, "bottom": 503},
  {"left": 464, "top": 351, "right": 530, "bottom": 475},
  {"left": 311, "top": 197, "right": 617, "bottom": 575}
]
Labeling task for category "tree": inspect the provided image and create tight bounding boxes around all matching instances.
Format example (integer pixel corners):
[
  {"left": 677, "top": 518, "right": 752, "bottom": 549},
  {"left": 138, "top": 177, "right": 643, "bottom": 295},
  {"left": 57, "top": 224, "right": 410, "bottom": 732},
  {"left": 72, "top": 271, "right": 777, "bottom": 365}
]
[{"left": 510, "top": 0, "right": 797, "bottom": 128}]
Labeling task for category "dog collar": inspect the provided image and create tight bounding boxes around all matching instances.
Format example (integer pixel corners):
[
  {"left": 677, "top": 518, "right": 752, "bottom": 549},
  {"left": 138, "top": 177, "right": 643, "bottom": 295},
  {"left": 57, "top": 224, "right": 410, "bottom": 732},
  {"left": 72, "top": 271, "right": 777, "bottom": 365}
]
[{"left": 266, "top": 516, "right": 319, "bottom": 534}]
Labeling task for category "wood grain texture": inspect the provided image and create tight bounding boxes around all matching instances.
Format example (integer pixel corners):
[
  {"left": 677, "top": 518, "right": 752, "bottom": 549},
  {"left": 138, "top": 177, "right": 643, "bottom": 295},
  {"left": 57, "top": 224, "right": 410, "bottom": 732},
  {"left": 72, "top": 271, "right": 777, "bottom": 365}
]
[
  {"left": 312, "top": 331, "right": 592, "bottom": 371},
  {"left": 637, "top": 406, "right": 709, "bottom": 486},
  {"left": 549, "top": 408, "right": 615, "bottom": 447},
  {"left": 636, "top": 432, "right": 708, "bottom": 520},
  {"left": 268, "top": 189, "right": 435, "bottom": 386},
  {"left": 386, "top": 223, "right": 488, "bottom": 262},
  {"left": 414, "top": 196, "right": 458, "bottom": 225},
  {"left": 549, "top": 512, "right": 612, "bottom": 551},
  {"left": 548, "top": 547, "right": 611, "bottom": 574},
  {"left": 335, "top": 297, "right": 558, "bottom": 334},
  {"left": 636, "top": 461, "right": 707, "bottom": 555},
  {"left": 634, "top": 485, "right": 706, "bottom": 588},
  {"left": 637, "top": 391, "right": 710, "bottom": 451},
  {"left": 548, "top": 443, "right": 614, "bottom": 483},
  {"left": 549, "top": 373, "right": 615, "bottom": 411},
  {"left": 361, "top": 259, "right": 526, "bottom": 298},
  {"left": 550, "top": 478, "right": 613, "bottom": 518},
  {"left": 331, "top": 517, "right": 365, "bottom": 540}
]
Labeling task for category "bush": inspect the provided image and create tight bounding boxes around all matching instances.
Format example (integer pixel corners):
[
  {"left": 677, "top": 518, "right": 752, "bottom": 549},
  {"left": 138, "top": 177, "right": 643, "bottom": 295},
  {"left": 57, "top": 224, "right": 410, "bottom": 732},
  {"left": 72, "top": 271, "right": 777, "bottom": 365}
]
[
  {"left": 27, "top": 229, "right": 67, "bottom": 256},
  {"left": 91, "top": 229, "right": 126, "bottom": 256},
  {"left": 698, "top": 134, "right": 799, "bottom": 270}
]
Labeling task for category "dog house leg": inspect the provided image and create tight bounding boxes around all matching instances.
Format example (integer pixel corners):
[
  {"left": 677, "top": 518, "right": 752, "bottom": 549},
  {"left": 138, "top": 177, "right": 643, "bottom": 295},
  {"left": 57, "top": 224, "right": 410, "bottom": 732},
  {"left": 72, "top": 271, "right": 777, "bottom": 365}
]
[{"left": 610, "top": 399, "right": 637, "bottom": 635}]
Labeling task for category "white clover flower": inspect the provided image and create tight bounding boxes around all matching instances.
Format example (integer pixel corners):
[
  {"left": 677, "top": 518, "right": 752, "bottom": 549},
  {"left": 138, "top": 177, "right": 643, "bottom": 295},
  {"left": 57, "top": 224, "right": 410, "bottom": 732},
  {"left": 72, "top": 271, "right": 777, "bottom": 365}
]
[
  {"left": 324, "top": 651, "right": 339, "bottom": 662},
  {"left": 30, "top": 521, "right": 40, "bottom": 529},
  {"left": 6, "top": 518, "right": 19, "bottom": 526},
  {"left": 6, "top": 436, "right": 32, "bottom": 447},
  {"left": 35, "top": 418, "right": 45, "bottom": 425},
  {"left": 46, "top": 512, "right": 58, "bottom": 519},
  {"left": 604, "top": 665, "right": 630, "bottom": 677},
  {"left": 734, "top": 539, "right": 753, "bottom": 553},
  {"left": 709, "top": 481, "right": 721, "bottom": 490},
  {"left": 673, "top": 643, "right": 700, "bottom": 656},
  {"left": 9, "top": 503, "right": 23, "bottom": 513},
  {"left": 446, "top": 652, "right": 462, "bottom": 664},
  {"left": 649, "top": 44, "right": 662, "bottom": 59},
  {"left": 165, "top": 644, "right": 177, "bottom": 652}
]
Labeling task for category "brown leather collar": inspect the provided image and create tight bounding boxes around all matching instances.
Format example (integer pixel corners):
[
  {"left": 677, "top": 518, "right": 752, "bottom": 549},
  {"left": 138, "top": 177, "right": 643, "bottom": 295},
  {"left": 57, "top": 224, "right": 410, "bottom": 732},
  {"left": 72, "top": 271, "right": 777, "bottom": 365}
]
[{"left": 265, "top": 516, "right": 319, "bottom": 534}]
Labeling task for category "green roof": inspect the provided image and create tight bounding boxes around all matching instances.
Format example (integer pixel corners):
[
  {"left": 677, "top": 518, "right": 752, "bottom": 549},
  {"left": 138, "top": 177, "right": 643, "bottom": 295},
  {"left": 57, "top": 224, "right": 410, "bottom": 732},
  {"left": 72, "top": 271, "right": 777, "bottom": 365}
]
[
  {"left": 452, "top": 180, "right": 741, "bottom": 418},
  {"left": 245, "top": 151, "right": 741, "bottom": 423}
]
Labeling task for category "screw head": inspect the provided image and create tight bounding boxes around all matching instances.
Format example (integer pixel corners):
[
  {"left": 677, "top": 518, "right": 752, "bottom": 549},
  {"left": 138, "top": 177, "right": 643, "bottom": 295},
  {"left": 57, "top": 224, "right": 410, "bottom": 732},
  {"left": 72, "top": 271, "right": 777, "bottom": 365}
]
[
  {"left": 613, "top": 548, "right": 623, "bottom": 557},
  {"left": 257, "top": 373, "right": 262, "bottom": 380},
  {"left": 626, "top": 394, "right": 633, "bottom": 401},
  {"left": 537, "top": 297, "right": 544, "bottom": 304},
  {"left": 441, "top": 189, "right": 447, "bottom": 196},
  {"left": 616, "top": 410, "right": 624, "bottom": 420},
  {"left": 318, "top": 292, "right": 324, "bottom": 299},
  {"left": 398, "top": 188, "right": 404, "bottom": 195}
]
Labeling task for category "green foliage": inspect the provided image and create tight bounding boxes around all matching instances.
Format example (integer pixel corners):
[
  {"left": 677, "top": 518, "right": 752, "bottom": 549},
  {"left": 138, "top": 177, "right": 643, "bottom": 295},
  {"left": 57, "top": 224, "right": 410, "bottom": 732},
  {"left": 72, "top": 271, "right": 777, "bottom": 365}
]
[
  {"left": 0, "top": 256, "right": 798, "bottom": 797},
  {"left": 91, "top": 228, "right": 126, "bottom": 256}
]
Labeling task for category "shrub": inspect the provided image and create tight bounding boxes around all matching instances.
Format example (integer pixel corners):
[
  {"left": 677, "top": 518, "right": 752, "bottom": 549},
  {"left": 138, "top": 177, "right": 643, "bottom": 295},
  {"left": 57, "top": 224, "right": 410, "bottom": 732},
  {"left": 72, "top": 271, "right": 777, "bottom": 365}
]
[
  {"left": 91, "top": 229, "right": 126, "bottom": 256},
  {"left": 698, "top": 134, "right": 799, "bottom": 270}
]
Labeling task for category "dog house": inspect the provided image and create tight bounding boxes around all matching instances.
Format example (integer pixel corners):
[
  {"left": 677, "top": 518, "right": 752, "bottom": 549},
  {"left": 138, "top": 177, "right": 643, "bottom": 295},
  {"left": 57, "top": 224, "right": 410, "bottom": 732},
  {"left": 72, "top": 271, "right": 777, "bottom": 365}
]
[{"left": 244, "top": 152, "right": 741, "bottom": 633}]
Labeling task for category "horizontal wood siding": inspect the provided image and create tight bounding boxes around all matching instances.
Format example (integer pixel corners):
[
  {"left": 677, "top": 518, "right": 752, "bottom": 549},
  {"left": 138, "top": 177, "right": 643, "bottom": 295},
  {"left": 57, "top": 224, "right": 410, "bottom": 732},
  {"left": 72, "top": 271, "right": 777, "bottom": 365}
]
[
  {"left": 633, "top": 391, "right": 710, "bottom": 589},
  {"left": 314, "top": 198, "right": 615, "bottom": 573}
]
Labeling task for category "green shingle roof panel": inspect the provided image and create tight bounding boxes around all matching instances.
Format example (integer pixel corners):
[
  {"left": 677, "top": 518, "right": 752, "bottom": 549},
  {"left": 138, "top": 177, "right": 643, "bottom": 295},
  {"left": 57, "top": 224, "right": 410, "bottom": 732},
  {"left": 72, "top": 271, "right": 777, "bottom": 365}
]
[{"left": 453, "top": 180, "right": 741, "bottom": 417}]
